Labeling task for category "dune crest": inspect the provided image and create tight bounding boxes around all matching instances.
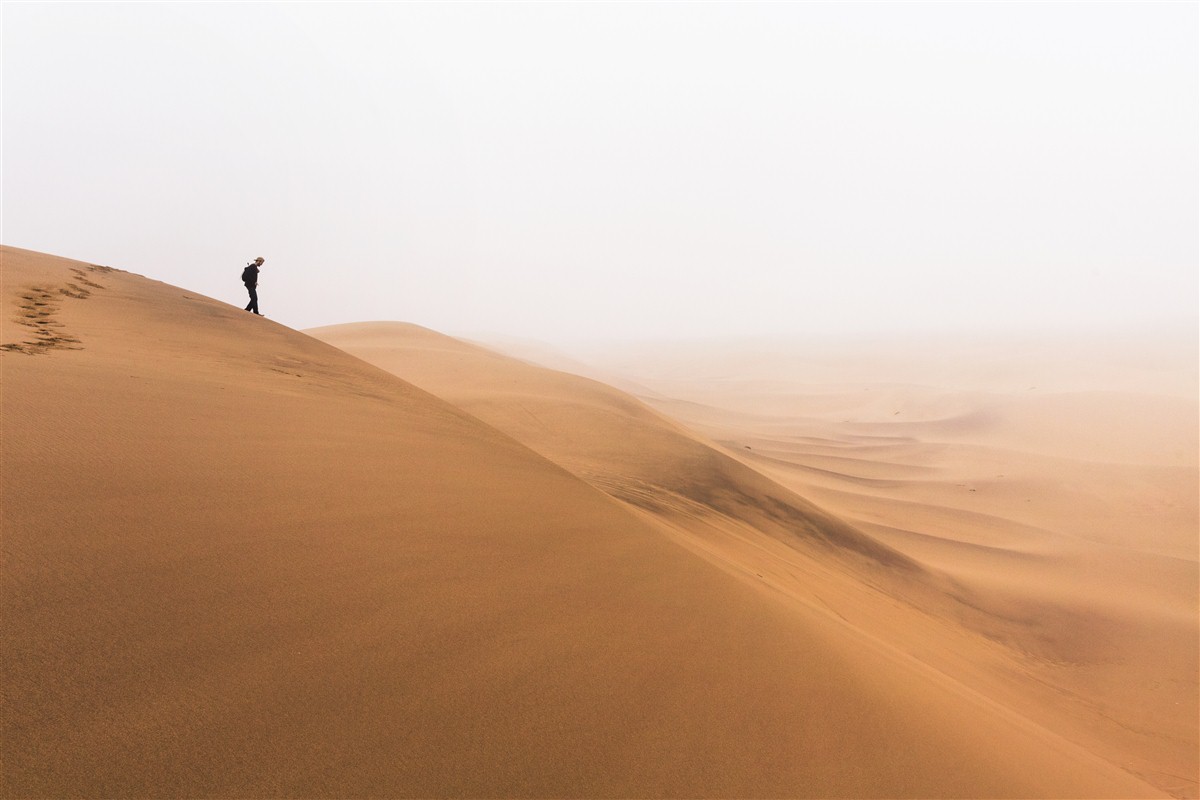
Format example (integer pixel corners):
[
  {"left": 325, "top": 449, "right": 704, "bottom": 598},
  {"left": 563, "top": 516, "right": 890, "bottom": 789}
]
[
  {"left": 568, "top": 335, "right": 1200, "bottom": 798},
  {"left": 314, "top": 320, "right": 1197, "bottom": 798},
  {"left": 309, "top": 322, "right": 921, "bottom": 576}
]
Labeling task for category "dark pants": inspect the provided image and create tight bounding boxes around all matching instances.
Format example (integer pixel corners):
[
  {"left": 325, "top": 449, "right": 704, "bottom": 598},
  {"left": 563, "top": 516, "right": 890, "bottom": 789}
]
[{"left": 244, "top": 283, "right": 259, "bottom": 314}]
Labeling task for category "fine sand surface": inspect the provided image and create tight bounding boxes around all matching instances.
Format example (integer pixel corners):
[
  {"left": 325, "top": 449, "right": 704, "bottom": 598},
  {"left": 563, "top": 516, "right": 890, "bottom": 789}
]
[
  {"left": 562, "top": 335, "right": 1200, "bottom": 799},
  {"left": 0, "top": 245, "right": 1185, "bottom": 798},
  {"left": 313, "top": 321, "right": 1196, "bottom": 798}
]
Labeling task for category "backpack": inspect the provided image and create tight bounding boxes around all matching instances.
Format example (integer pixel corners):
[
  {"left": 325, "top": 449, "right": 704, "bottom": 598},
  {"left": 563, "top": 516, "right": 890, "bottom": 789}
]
[{"left": 241, "top": 265, "right": 255, "bottom": 283}]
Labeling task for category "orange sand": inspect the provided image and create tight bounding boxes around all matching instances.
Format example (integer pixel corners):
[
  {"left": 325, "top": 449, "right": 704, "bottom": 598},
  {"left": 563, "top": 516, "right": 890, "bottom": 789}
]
[
  {"left": 315, "top": 321, "right": 1197, "bottom": 798},
  {"left": 2, "top": 246, "right": 1190, "bottom": 797}
]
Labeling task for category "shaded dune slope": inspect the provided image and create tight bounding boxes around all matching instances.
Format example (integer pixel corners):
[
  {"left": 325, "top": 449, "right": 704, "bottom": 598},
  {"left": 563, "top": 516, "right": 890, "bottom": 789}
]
[
  {"left": 309, "top": 321, "right": 1185, "bottom": 796},
  {"left": 308, "top": 323, "right": 915, "bottom": 578},
  {"left": 2, "top": 248, "right": 1163, "bottom": 797},
  {"left": 584, "top": 352, "right": 1199, "bottom": 798}
]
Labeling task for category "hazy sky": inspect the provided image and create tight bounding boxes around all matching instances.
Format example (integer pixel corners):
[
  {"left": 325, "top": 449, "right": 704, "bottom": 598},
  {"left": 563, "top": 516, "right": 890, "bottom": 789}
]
[{"left": 4, "top": 2, "right": 1197, "bottom": 343}]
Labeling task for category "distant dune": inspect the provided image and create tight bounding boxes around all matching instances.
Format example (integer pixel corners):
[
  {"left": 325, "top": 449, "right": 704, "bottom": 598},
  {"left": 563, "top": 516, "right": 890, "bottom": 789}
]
[
  {"left": 1, "top": 246, "right": 1183, "bottom": 798},
  {"left": 563, "top": 334, "right": 1200, "bottom": 798},
  {"left": 308, "top": 322, "right": 920, "bottom": 575},
  {"left": 312, "top": 320, "right": 1195, "bottom": 798}
]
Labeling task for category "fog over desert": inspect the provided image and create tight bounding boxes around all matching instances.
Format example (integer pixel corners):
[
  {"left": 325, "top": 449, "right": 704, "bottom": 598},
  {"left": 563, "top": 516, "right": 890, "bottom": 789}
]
[
  {"left": 3, "top": 2, "right": 1197, "bottom": 798},
  {"left": 2, "top": 246, "right": 1195, "bottom": 797}
]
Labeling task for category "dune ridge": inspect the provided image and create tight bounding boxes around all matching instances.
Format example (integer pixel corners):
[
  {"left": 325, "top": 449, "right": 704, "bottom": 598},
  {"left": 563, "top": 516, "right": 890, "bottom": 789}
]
[
  {"left": 308, "top": 322, "right": 923, "bottom": 578},
  {"left": 569, "top": 336, "right": 1200, "bottom": 798},
  {"left": 313, "top": 320, "right": 1197, "bottom": 797},
  {"left": 1, "top": 246, "right": 1176, "bottom": 797}
]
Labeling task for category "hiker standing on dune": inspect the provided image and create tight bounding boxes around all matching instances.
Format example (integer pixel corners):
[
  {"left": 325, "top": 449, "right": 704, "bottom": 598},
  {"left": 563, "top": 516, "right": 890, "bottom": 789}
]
[{"left": 242, "top": 257, "right": 264, "bottom": 315}]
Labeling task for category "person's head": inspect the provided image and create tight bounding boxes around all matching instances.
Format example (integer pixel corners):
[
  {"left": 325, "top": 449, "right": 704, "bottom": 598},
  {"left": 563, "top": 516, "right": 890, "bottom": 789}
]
[{"left": 254, "top": 257, "right": 265, "bottom": 266}]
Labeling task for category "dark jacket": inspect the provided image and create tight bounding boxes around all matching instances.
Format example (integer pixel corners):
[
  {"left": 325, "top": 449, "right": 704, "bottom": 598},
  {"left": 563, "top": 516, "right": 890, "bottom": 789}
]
[{"left": 242, "top": 264, "right": 259, "bottom": 285}]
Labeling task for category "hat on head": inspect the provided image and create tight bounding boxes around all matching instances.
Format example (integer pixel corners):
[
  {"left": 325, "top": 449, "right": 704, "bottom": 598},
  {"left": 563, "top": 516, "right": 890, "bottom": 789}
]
[{"left": 255, "top": 257, "right": 265, "bottom": 264}]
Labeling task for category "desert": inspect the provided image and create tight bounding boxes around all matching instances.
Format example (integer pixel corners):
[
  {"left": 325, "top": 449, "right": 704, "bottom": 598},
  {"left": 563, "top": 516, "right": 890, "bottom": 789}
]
[
  {"left": 3, "top": 245, "right": 1195, "bottom": 797},
  {"left": 6, "top": 2, "right": 1196, "bottom": 796}
]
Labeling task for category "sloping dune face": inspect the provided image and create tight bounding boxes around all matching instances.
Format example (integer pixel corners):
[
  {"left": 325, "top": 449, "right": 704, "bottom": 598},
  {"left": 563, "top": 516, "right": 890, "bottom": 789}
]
[
  {"left": 308, "top": 323, "right": 917, "bottom": 576},
  {"left": 309, "top": 320, "right": 1183, "bottom": 798},
  {"left": 1, "top": 248, "right": 1166, "bottom": 798},
  {"left": 578, "top": 338, "right": 1200, "bottom": 799}
]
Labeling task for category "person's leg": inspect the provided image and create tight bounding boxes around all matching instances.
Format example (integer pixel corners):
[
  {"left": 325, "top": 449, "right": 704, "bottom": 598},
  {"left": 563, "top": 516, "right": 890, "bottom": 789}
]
[{"left": 246, "top": 284, "right": 259, "bottom": 314}]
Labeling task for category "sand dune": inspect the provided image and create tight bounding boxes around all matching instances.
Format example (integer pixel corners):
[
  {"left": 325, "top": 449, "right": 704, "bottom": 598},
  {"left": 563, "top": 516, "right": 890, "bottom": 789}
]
[
  {"left": 567, "top": 336, "right": 1199, "bottom": 798},
  {"left": 313, "top": 321, "right": 1195, "bottom": 797},
  {"left": 0, "top": 246, "right": 1179, "bottom": 797},
  {"left": 308, "top": 322, "right": 919, "bottom": 576}
]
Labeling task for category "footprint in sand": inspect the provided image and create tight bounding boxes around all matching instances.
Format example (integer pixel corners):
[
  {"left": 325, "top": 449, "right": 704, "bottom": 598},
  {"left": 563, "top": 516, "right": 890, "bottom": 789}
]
[{"left": 0, "top": 265, "right": 113, "bottom": 355}]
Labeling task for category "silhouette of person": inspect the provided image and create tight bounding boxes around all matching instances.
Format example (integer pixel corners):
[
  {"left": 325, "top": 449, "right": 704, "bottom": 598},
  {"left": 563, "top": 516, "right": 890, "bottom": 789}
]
[{"left": 243, "top": 256, "right": 264, "bottom": 315}]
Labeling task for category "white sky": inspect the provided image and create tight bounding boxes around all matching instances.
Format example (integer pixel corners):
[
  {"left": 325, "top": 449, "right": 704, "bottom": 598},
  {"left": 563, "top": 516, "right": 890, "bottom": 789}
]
[{"left": 3, "top": 1, "right": 1197, "bottom": 344}]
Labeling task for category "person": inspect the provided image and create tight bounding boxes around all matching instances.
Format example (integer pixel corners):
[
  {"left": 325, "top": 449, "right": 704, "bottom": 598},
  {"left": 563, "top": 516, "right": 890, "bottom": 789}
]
[{"left": 242, "top": 257, "right": 264, "bottom": 315}]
